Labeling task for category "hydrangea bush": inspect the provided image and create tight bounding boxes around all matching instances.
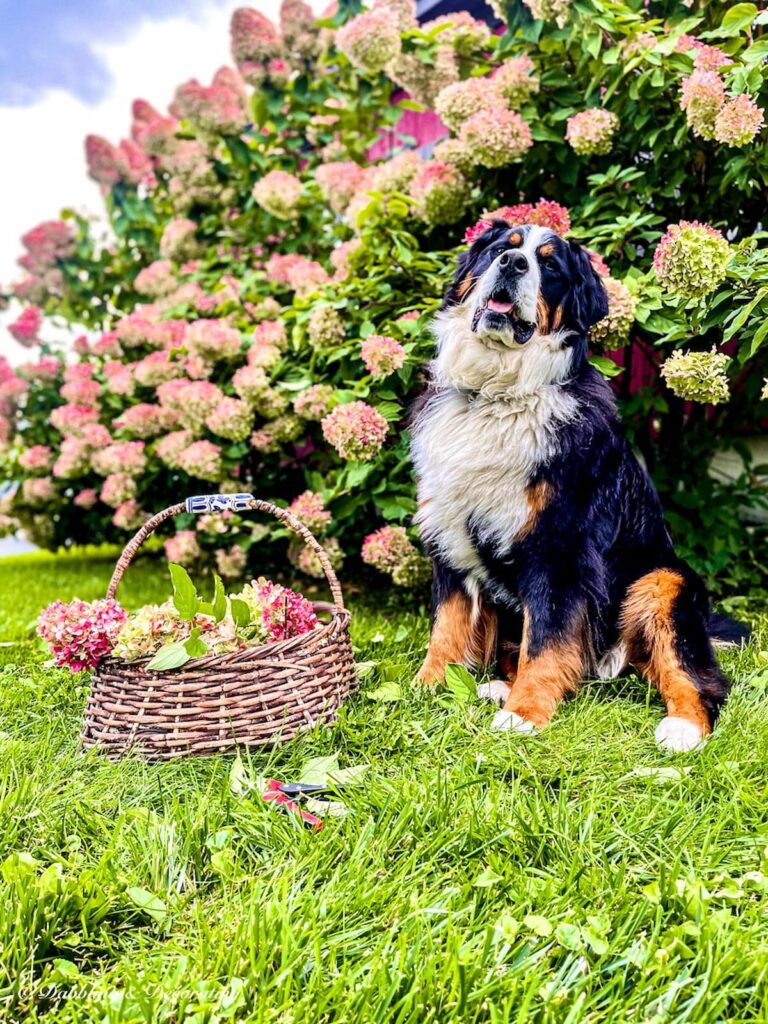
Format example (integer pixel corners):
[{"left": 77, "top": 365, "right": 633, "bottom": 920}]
[{"left": 2, "top": 0, "right": 768, "bottom": 593}]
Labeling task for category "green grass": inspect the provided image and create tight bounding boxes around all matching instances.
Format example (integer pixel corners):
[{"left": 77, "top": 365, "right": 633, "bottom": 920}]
[{"left": 2, "top": 551, "right": 768, "bottom": 1023}]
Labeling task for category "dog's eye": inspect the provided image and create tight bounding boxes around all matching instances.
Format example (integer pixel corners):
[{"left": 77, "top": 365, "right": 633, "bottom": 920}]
[{"left": 495, "top": 246, "right": 506, "bottom": 256}]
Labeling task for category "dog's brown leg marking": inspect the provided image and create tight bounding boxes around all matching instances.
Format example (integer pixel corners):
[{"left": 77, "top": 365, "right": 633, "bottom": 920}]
[
  {"left": 501, "top": 613, "right": 584, "bottom": 727},
  {"left": 416, "top": 592, "right": 497, "bottom": 685},
  {"left": 619, "top": 569, "right": 711, "bottom": 733},
  {"left": 518, "top": 480, "right": 553, "bottom": 539}
]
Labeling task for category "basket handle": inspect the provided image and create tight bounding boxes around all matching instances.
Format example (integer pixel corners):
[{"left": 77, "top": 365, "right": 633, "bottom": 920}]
[{"left": 106, "top": 492, "right": 345, "bottom": 610}]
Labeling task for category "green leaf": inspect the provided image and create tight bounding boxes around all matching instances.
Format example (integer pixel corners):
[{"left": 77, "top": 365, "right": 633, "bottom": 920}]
[
  {"left": 230, "top": 598, "right": 251, "bottom": 629},
  {"left": 582, "top": 926, "right": 610, "bottom": 955},
  {"left": 169, "top": 563, "right": 199, "bottom": 621},
  {"left": 299, "top": 754, "right": 340, "bottom": 784},
  {"left": 328, "top": 763, "right": 369, "bottom": 787},
  {"left": 589, "top": 355, "right": 623, "bottom": 378},
  {"left": 444, "top": 663, "right": 475, "bottom": 703},
  {"left": 474, "top": 866, "right": 503, "bottom": 888},
  {"left": 126, "top": 886, "right": 167, "bottom": 924},
  {"left": 721, "top": 3, "right": 757, "bottom": 35},
  {"left": 366, "top": 681, "right": 403, "bottom": 702},
  {"left": 147, "top": 642, "right": 190, "bottom": 672},
  {"left": 183, "top": 628, "right": 209, "bottom": 659},
  {"left": 555, "top": 922, "right": 583, "bottom": 950},
  {"left": 229, "top": 754, "right": 252, "bottom": 796},
  {"left": 524, "top": 914, "right": 553, "bottom": 937},
  {"left": 211, "top": 573, "right": 227, "bottom": 623}
]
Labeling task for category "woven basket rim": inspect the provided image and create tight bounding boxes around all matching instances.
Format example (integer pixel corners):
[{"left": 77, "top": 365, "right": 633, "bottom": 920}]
[{"left": 94, "top": 604, "right": 351, "bottom": 675}]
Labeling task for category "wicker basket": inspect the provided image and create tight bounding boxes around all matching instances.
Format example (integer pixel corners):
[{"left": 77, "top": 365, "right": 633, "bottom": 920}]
[{"left": 82, "top": 492, "right": 357, "bottom": 760}]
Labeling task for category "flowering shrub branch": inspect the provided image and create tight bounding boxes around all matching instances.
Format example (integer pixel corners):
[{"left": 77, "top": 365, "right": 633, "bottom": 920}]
[{"left": 2, "top": 0, "right": 768, "bottom": 592}]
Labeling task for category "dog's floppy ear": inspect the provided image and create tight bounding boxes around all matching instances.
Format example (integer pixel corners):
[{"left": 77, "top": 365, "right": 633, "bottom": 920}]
[
  {"left": 443, "top": 220, "right": 511, "bottom": 308},
  {"left": 563, "top": 240, "right": 609, "bottom": 332}
]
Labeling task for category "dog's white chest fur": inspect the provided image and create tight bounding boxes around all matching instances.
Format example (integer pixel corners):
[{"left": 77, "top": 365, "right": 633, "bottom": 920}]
[{"left": 412, "top": 383, "right": 578, "bottom": 594}]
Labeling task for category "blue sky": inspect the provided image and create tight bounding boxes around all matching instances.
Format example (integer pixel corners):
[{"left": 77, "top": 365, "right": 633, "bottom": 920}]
[
  {"left": 0, "top": 0, "right": 226, "bottom": 106},
  {"left": 1, "top": 0, "right": 298, "bottom": 360}
]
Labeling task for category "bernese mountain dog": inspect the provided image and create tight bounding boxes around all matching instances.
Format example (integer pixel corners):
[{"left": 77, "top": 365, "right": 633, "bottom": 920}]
[{"left": 411, "top": 220, "right": 743, "bottom": 752}]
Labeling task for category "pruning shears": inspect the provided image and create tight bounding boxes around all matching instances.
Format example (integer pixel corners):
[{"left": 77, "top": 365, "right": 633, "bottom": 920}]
[{"left": 261, "top": 779, "right": 343, "bottom": 831}]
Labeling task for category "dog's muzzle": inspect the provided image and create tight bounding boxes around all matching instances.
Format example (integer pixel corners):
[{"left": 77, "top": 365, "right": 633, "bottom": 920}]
[{"left": 473, "top": 251, "right": 537, "bottom": 344}]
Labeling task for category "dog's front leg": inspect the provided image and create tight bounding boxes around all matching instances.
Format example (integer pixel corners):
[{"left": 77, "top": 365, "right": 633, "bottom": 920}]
[
  {"left": 493, "top": 599, "right": 585, "bottom": 733},
  {"left": 415, "top": 565, "right": 497, "bottom": 685}
]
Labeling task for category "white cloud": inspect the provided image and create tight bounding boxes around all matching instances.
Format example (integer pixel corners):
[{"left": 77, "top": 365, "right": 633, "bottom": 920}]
[{"left": 0, "top": 0, "right": 288, "bottom": 364}]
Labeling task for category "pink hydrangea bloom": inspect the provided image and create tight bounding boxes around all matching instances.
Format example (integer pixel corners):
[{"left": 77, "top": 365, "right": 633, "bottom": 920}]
[
  {"left": 103, "top": 361, "right": 136, "bottom": 398},
  {"left": 81, "top": 422, "right": 112, "bottom": 448},
  {"left": 85, "top": 135, "right": 122, "bottom": 187},
  {"left": 18, "top": 356, "right": 61, "bottom": 381},
  {"left": 409, "top": 161, "right": 470, "bottom": 226},
  {"left": 38, "top": 597, "right": 128, "bottom": 672},
  {"left": 237, "top": 577, "right": 318, "bottom": 641},
  {"left": 360, "top": 335, "right": 407, "bottom": 377},
  {"left": 176, "top": 440, "right": 223, "bottom": 481},
  {"left": 693, "top": 44, "right": 731, "bottom": 72},
  {"left": 52, "top": 437, "right": 91, "bottom": 479},
  {"left": 187, "top": 319, "right": 242, "bottom": 362},
  {"left": 174, "top": 73, "right": 247, "bottom": 136},
  {"left": 491, "top": 56, "right": 540, "bottom": 107},
  {"left": 565, "top": 108, "right": 619, "bottom": 155},
  {"left": 230, "top": 7, "right": 282, "bottom": 85},
  {"left": 74, "top": 488, "right": 99, "bottom": 509},
  {"left": 321, "top": 401, "right": 388, "bottom": 461},
  {"left": 0, "top": 374, "right": 28, "bottom": 401},
  {"left": 233, "top": 364, "right": 269, "bottom": 404},
  {"left": 22, "top": 477, "right": 57, "bottom": 506},
  {"left": 215, "top": 544, "right": 249, "bottom": 580},
  {"left": 315, "top": 161, "right": 369, "bottom": 214},
  {"left": 155, "top": 429, "right": 195, "bottom": 469},
  {"left": 134, "top": 260, "right": 177, "bottom": 298},
  {"left": 361, "top": 525, "right": 414, "bottom": 571},
  {"left": 286, "top": 259, "right": 330, "bottom": 296},
  {"left": 653, "top": 220, "right": 730, "bottom": 298},
  {"left": 18, "top": 445, "right": 53, "bottom": 473},
  {"left": 20, "top": 219, "right": 75, "bottom": 269},
  {"left": 264, "top": 252, "right": 305, "bottom": 285},
  {"left": 680, "top": 70, "right": 726, "bottom": 140},
  {"left": 92, "top": 441, "right": 147, "bottom": 477},
  {"left": 160, "top": 217, "right": 199, "bottom": 261},
  {"left": 60, "top": 378, "right": 101, "bottom": 405},
  {"left": 8, "top": 306, "right": 43, "bottom": 346},
  {"left": 115, "top": 313, "right": 157, "bottom": 349},
  {"left": 93, "top": 332, "right": 121, "bottom": 357},
  {"left": 336, "top": 7, "right": 401, "bottom": 72},
  {"left": 253, "top": 170, "right": 304, "bottom": 220},
  {"left": 714, "top": 94, "right": 764, "bottom": 147},
  {"left": 63, "top": 363, "right": 94, "bottom": 382},
  {"left": 100, "top": 473, "right": 137, "bottom": 508},
  {"left": 206, "top": 397, "right": 254, "bottom": 441},
  {"left": 50, "top": 405, "right": 100, "bottom": 436},
  {"left": 157, "top": 379, "right": 224, "bottom": 432},
  {"left": 252, "top": 319, "right": 287, "bottom": 350},
  {"left": 459, "top": 108, "right": 533, "bottom": 168},
  {"left": 435, "top": 78, "right": 505, "bottom": 133},
  {"left": 164, "top": 530, "right": 202, "bottom": 566},
  {"left": 288, "top": 490, "right": 332, "bottom": 534},
  {"left": 329, "top": 239, "right": 362, "bottom": 281},
  {"left": 114, "top": 403, "right": 177, "bottom": 439},
  {"left": 112, "top": 499, "right": 145, "bottom": 531},
  {"left": 133, "top": 350, "right": 182, "bottom": 388},
  {"left": 293, "top": 383, "right": 337, "bottom": 420}
]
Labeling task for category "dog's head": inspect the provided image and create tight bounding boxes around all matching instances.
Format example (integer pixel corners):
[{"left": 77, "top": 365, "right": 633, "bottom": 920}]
[
  {"left": 443, "top": 221, "right": 608, "bottom": 346},
  {"left": 432, "top": 222, "right": 609, "bottom": 395}
]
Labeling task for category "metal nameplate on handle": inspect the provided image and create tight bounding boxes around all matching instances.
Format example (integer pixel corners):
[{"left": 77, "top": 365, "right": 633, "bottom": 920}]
[{"left": 186, "top": 493, "right": 255, "bottom": 514}]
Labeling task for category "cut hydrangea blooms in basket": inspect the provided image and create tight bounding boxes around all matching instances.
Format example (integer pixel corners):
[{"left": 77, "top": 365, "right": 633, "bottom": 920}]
[{"left": 38, "top": 564, "right": 319, "bottom": 673}]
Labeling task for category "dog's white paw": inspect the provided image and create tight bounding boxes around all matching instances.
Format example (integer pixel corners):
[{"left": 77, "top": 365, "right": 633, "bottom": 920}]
[
  {"left": 654, "top": 716, "right": 707, "bottom": 753},
  {"left": 477, "top": 680, "right": 511, "bottom": 707},
  {"left": 491, "top": 710, "right": 538, "bottom": 734}
]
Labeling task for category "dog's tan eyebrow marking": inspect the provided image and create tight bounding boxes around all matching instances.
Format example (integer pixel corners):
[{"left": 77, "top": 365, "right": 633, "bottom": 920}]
[
  {"left": 508, "top": 231, "right": 523, "bottom": 246},
  {"left": 457, "top": 273, "right": 474, "bottom": 298},
  {"left": 538, "top": 242, "right": 554, "bottom": 257}
]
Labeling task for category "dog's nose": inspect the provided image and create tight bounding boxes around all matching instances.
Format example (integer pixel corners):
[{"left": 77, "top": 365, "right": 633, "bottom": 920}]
[{"left": 499, "top": 250, "right": 528, "bottom": 274}]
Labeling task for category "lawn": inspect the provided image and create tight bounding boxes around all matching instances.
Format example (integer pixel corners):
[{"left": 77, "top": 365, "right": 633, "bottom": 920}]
[{"left": 1, "top": 551, "right": 768, "bottom": 1023}]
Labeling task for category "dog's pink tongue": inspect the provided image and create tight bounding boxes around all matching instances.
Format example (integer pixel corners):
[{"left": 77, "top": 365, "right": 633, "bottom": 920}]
[{"left": 487, "top": 298, "right": 514, "bottom": 314}]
